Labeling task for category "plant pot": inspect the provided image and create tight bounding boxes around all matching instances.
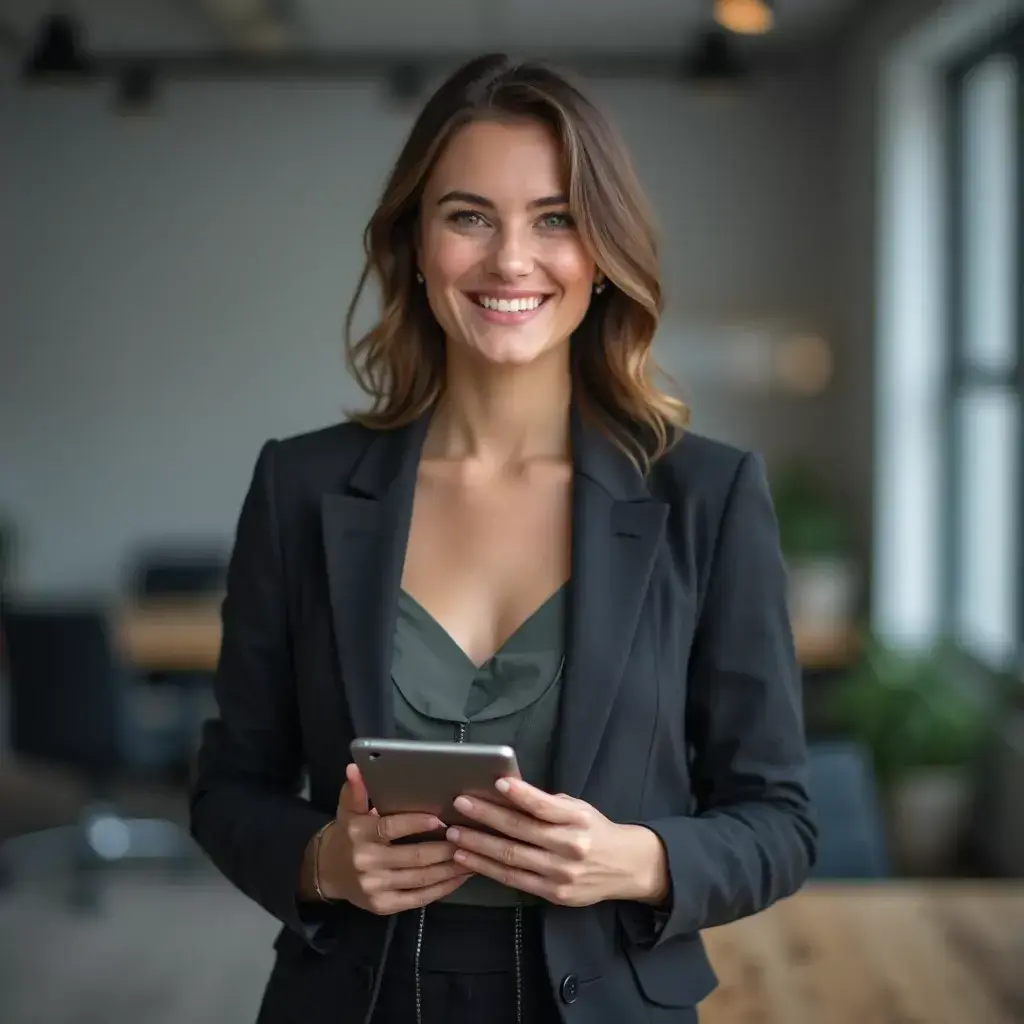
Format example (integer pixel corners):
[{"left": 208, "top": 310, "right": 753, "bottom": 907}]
[
  {"left": 787, "top": 556, "right": 858, "bottom": 632},
  {"left": 888, "top": 768, "right": 972, "bottom": 875}
]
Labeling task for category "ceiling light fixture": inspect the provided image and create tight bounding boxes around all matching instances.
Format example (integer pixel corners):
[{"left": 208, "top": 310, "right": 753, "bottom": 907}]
[
  {"left": 22, "top": 13, "right": 93, "bottom": 82},
  {"left": 686, "top": 29, "right": 746, "bottom": 86},
  {"left": 116, "top": 64, "right": 158, "bottom": 116},
  {"left": 714, "top": 0, "right": 774, "bottom": 36}
]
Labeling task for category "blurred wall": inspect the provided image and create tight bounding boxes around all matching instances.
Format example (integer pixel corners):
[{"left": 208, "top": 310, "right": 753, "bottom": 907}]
[{"left": 0, "top": 67, "right": 841, "bottom": 594}]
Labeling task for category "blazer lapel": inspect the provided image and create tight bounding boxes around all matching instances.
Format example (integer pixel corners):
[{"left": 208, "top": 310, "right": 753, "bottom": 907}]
[
  {"left": 321, "top": 416, "right": 429, "bottom": 741},
  {"left": 553, "top": 408, "right": 668, "bottom": 798}
]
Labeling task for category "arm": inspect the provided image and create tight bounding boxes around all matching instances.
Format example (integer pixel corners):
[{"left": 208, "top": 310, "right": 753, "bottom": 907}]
[
  {"left": 624, "top": 451, "right": 818, "bottom": 946},
  {"left": 189, "top": 441, "right": 336, "bottom": 950}
]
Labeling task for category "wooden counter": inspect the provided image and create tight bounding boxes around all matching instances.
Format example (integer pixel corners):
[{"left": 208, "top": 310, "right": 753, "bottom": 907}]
[{"left": 700, "top": 883, "right": 1024, "bottom": 1024}]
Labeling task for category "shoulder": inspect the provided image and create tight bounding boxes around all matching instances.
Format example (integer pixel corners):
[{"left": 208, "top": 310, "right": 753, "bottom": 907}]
[
  {"left": 271, "top": 419, "right": 375, "bottom": 469},
  {"left": 647, "top": 429, "right": 763, "bottom": 509},
  {"left": 646, "top": 431, "right": 778, "bottom": 596},
  {"left": 248, "top": 419, "right": 378, "bottom": 498}
]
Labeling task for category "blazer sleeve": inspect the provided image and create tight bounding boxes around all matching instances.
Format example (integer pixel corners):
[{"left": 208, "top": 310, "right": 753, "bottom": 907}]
[
  {"left": 189, "top": 440, "right": 336, "bottom": 950},
  {"left": 625, "top": 450, "right": 818, "bottom": 947}
]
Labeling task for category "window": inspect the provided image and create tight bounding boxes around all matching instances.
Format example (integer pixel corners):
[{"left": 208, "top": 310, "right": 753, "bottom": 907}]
[{"left": 945, "top": 23, "right": 1024, "bottom": 667}]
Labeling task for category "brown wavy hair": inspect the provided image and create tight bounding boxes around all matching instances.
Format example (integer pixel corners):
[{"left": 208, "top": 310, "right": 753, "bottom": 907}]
[{"left": 345, "top": 52, "right": 689, "bottom": 470}]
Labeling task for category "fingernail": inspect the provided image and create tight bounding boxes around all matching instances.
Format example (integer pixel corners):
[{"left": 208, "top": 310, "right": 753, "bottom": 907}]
[
  {"left": 495, "top": 778, "right": 511, "bottom": 793},
  {"left": 446, "top": 827, "right": 461, "bottom": 842},
  {"left": 432, "top": 819, "right": 446, "bottom": 830},
  {"left": 453, "top": 796, "right": 472, "bottom": 812}
]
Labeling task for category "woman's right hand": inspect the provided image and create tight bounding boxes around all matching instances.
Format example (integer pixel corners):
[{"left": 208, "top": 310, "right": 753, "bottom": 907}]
[{"left": 314, "top": 762, "right": 471, "bottom": 915}]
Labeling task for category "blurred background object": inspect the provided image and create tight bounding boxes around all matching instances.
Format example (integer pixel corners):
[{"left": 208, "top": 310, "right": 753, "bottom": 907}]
[
  {"left": 2, "top": 0, "right": 1024, "bottom": 1022},
  {"left": 0, "top": 602, "right": 200, "bottom": 910}
]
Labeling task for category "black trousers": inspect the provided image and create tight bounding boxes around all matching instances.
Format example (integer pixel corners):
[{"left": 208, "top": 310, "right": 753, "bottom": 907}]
[{"left": 370, "top": 903, "right": 563, "bottom": 1024}]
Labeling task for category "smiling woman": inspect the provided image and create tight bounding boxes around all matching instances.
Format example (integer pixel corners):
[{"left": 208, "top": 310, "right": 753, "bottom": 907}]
[
  {"left": 345, "top": 54, "right": 687, "bottom": 471},
  {"left": 190, "top": 52, "right": 817, "bottom": 1024}
]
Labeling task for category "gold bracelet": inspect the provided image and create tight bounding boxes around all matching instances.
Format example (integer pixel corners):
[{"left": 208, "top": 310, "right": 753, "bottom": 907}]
[{"left": 312, "top": 820, "right": 337, "bottom": 903}]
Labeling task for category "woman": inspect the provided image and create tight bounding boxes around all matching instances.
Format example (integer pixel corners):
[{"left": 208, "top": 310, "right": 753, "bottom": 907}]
[{"left": 190, "top": 52, "right": 817, "bottom": 1024}]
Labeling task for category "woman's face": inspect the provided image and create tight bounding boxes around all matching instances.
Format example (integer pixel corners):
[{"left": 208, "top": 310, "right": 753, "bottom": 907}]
[{"left": 417, "top": 118, "right": 600, "bottom": 369}]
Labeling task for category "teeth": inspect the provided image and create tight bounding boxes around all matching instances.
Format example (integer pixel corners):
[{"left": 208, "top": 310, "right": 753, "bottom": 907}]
[{"left": 476, "top": 295, "right": 545, "bottom": 313}]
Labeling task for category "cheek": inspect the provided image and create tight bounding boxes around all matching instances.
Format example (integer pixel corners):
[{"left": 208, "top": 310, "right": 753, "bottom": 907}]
[
  {"left": 423, "top": 230, "right": 481, "bottom": 285},
  {"left": 548, "top": 246, "right": 595, "bottom": 304}
]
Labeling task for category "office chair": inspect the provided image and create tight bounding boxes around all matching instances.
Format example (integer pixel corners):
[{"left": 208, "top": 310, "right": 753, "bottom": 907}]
[
  {"left": 131, "top": 547, "right": 227, "bottom": 599},
  {"left": 131, "top": 545, "right": 226, "bottom": 747},
  {"left": 0, "top": 602, "right": 200, "bottom": 911},
  {"left": 806, "top": 740, "right": 891, "bottom": 879}
]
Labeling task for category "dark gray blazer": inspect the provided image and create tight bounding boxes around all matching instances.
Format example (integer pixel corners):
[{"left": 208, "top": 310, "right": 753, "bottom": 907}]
[{"left": 189, "top": 406, "right": 817, "bottom": 1024}]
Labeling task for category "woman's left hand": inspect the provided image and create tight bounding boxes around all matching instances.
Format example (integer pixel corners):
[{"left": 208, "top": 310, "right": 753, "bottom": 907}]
[{"left": 445, "top": 778, "right": 670, "bottom": 908}]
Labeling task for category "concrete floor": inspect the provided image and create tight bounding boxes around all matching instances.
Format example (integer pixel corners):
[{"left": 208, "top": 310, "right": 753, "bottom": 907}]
[{"left": 0, "top": 866, "right": 277, "bottom": 1024}]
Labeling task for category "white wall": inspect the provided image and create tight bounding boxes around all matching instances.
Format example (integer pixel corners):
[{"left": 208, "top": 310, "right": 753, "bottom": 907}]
[{"left": 0, "top": 69, "right": 840, "bottom": 594}]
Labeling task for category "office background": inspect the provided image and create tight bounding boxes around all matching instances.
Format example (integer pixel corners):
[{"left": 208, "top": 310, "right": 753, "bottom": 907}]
[{"left": 2, "top": 1, "right": 1023, "bottom": 1022}]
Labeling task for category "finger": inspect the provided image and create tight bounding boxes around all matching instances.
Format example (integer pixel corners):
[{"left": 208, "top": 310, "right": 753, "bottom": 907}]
[
  {"left": 375, "top": 812, "right": 446, "bottom": 842},
  {"left": 370, "top": 873, "right": 470, "bottom": 915},
  {"left": 446, "top": 827, "right": 565, "bottom": 879},
  {"left": 368, "top": 860, "right": 471, "bottom": 893},
  {"left": 378, "top": 840, "right": 458, "bottom": 870},
  {"left": 450, "top": 849, "right": 559, "bottom": 902},
  {"left": 339, "top": 763, "right": 369, "bottom": 816},
  {"left": 493, "top": 779, "right": 587, "bottom": 825},
  {"left": 452, "top": 797, "right": 559, "bottom": 849}
]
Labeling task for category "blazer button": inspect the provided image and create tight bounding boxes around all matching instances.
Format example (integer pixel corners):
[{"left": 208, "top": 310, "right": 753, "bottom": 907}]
[{"left": 560, "top": 973, "right": 579, "bottom": 1004}]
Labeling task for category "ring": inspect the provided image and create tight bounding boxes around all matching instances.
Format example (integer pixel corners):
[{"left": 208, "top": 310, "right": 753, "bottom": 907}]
[{"left": 375, "top": 818, "right": 387, "bottom": 843}]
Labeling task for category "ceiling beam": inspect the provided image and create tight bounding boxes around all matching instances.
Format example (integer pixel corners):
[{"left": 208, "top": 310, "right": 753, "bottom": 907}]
[{"left": 35, "top": 40, "right": 813, "bottom": 84}]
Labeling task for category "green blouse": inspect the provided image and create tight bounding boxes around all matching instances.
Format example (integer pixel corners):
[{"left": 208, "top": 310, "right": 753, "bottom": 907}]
[{"left": 390, "top": 586, "right": 567, "bottom": 906}]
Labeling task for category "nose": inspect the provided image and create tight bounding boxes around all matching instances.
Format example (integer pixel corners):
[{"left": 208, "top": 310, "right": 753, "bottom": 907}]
[{"left": 490, "top": 220, "right": 535, "bottom": 279}]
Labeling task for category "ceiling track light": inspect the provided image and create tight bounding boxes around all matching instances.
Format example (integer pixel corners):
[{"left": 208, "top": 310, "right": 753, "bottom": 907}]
[
  {"left": 117, "top": 64, "right": 158, "bottom": 116},
  {"left": 686, "top": 29, "right": 747, "bottom": 85},
  {"left": 714, "top": 0, "right": 774, "bottom": 37},
  {"left": 22, "top": 12, "right": 93, "bottom": 82}
]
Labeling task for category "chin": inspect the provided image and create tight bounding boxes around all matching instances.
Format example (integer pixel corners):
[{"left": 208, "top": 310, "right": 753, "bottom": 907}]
[{"left": 470, "top": 336, "right": 559, "bottom": 367}]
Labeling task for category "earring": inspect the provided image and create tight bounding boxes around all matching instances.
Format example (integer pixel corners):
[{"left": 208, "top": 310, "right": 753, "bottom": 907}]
[
  {"left": 594, "top": 279, "right": 606, "bottom": 294},
  {"left": 416, "top": 271, "right": 424, "bottom": 284}
]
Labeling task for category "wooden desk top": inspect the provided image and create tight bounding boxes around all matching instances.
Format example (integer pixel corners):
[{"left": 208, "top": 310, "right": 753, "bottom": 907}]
[
  {"left": 701, "top": 883, "right": 1024, "bottom": 1024},
  {"left": 116, "top": 599, "right": 859, "bottom": 674},
  {"left": 116, "top": 598, "right": 224, "bottom": 672}
]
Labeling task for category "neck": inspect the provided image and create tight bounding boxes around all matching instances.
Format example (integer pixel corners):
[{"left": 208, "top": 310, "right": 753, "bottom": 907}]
[{"left": 426, "top": 347, "right": 572, "bottom": 466}]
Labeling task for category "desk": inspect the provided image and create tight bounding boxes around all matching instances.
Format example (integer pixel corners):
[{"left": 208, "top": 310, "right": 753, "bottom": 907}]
[
  {"left": 701, "top": 883, "right": 1024, "bottom": 1024},
  {"left": 117, "top": 600, "right": 859, "bottom": 674},
  {"left": 117, "top": 599, "right": 224, "bottom": 672}
]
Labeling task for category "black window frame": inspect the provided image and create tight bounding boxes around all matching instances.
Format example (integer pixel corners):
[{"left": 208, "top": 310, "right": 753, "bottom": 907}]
[{"left": 943, "top": 17, "right": 1024, "bottom": 668}]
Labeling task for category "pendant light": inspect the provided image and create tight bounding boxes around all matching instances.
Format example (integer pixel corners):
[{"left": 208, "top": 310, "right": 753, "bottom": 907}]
[
  {"left": 22, "top": 13, "right": 93, "bottom": 82},
  {"left": 714, "top": 0, "right": 774, "bottom": 36}
]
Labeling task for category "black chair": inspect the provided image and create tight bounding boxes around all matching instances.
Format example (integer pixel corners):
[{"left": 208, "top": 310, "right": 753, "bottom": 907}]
[
  {"left": 806, "top": 740, "right": 891, "bottom": 879},
  {"left": 0, "top": 602, "right": 199, "bottom": 910},
  {"left": 128, "top": 546, "right": 227, "bottom": 765},
  {"left": 131, "top": 548, "right": 227, "bottom": 599}
]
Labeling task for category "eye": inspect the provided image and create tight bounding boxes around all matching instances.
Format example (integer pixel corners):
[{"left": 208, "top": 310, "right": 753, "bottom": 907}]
[
  {"left": 539, "top": 212, "right": 575, "bottom": 230},
  {"left": 447, "top": 209, "right": 489, "bottom": 228}
]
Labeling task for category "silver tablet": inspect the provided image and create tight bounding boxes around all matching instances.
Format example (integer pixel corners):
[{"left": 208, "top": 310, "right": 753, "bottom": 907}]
[{"left": 349, "top": 738, "right": 522, "bottom": 838}]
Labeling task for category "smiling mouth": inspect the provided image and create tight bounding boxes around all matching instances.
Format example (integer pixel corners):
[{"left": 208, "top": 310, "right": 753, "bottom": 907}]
[{"left": 470, "top": 294, "right": 552, "bottom": 314}]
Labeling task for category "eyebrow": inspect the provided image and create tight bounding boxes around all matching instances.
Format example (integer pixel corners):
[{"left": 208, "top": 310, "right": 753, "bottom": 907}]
[{"left": 436, "top": 190, "right": 569, "bottom": 210}]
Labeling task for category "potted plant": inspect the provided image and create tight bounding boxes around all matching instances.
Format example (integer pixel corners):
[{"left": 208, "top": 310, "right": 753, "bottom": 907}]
[
  {"left": 771, "top": 464, "right": 857, "bottom": 633},
  {"left": 829, "top": 638, "right": 989, "bottom": 874}
]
